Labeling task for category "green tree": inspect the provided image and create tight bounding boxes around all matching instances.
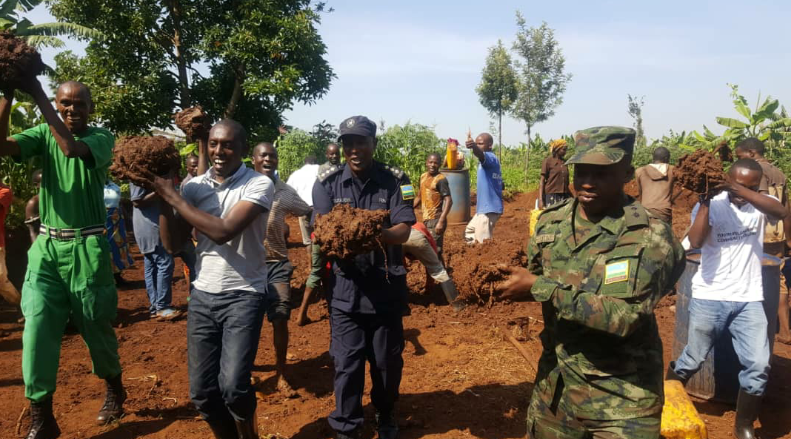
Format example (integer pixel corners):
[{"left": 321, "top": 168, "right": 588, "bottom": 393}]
[
  {"left": 46, "top": 0, "right": 334, "bottom": 139},
  {"left": 1, "top": 0, "right": 100, "bottom": 49},
  {"left": 627, "top": 94, "right": 646, "bottom": 148},
  {"left": 476, "top": 39, "right": 518, "bottom": 156},
  {"left": 511, "top": 14, "right": 571, "bottom": 179}
]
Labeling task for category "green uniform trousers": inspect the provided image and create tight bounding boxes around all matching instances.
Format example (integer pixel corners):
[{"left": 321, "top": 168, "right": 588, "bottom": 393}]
[
  {"left": 527, "top": 380, "right": 661, "bottom": 439},
  {"left": 22, "top": 233, "right": 121, "bottom": 402}
]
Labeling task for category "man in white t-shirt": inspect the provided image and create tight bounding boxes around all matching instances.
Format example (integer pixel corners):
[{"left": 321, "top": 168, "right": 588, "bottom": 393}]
[
  {"left": 146, "top": 119, "right": 274, "bottom": 439},
  {"left": 668, "top": 158, "right": 786, "bottom": 439}
]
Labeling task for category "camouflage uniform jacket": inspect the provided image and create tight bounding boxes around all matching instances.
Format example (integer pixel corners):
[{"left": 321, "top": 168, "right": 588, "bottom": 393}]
[{"left": 526, "top": 196, "right": 685, "bottom": 420}]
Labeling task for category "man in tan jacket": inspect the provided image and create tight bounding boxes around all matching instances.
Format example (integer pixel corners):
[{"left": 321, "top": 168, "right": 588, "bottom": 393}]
[{"left": 635, "top": 147, "right": 675, "bottom": 223}]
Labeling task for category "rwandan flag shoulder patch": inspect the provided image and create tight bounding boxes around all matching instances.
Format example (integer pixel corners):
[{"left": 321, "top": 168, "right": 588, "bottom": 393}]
[
  {"left": 604, "top": 260, "right": 629, "bottom": 285},
  {"left": 400, "top": 185, "right": 415, "bottom": 200}
]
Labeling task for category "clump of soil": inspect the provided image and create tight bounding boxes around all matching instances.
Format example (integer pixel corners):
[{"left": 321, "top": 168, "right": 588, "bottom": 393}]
[
  {"left": 0, "top": 32, "right": 45, "bottom": 90},
  {"left": 174, "top": 106, "right": 211, "bottom": 139},
  {"left": 443, "top": 238, "right": 528, "bottom": 303},
  {"left": 313, "top": 204, "right": 390, "bottom": 259},
  {"left": 675, "top": 149, "right": 727, "bottom": 195},
  {"left": 110, "top": 136, "right": 181, "bottom": 186},
  {"left": 714, "top": 141, "right": 733, "bottom": 163}
]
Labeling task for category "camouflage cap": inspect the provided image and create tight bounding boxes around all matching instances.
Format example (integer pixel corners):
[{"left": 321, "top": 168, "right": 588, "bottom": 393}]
[{"left": 565, "top": 126, "right": 636, "bottom": 166}]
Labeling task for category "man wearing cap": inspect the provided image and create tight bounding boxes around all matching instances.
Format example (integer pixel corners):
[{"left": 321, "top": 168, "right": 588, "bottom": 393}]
[
  {"left": 498, "top": 126, "right": 686, "bottom": 438},
  {"left": 312, "top": 115, "right": 416, "bottom": 439},
  {"left": 1, "top": 79, "right": 126, "bottom": 437},
  {"left": 464, "top": 132, "right": 503, "bottom": 244}
]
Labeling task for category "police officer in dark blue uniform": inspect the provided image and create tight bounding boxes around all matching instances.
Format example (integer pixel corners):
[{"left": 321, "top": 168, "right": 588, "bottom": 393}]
[{"left": 312, "top": 115, "right": 416, "bottom": 439}]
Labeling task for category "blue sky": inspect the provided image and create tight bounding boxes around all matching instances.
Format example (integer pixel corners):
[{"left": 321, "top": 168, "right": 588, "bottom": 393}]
[{"left": 27, "top": 0, "right": 791, "bottom": 145}]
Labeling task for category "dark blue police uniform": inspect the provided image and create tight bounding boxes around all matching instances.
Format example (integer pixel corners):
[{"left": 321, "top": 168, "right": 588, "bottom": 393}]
[{"left": 312, "top": 160, "right": 416, "bottom": 435}]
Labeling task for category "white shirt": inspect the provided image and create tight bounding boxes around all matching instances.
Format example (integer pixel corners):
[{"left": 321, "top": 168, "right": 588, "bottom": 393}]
[
  {"left": 286, "top": 163, "right": 320, "bottom": 206},
  {"left": 691, "top": 191, "right": 773, "bottom": 302},
  {"left": 182, "top": 165, "right": 274, "bottom": 294}
]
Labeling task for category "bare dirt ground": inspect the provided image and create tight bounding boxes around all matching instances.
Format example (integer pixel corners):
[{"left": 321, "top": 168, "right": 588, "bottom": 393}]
[{"left": 0, "top": 192, "right": 790, "bottom": 438}]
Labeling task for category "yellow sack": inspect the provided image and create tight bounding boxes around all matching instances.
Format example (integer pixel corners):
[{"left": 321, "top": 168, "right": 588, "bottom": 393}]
[
  {"left": 660, "top": 380, "right": 708, "bottom": 439},
  {"left": 529, "top": 208, "right": 543, "bottom": 237}
]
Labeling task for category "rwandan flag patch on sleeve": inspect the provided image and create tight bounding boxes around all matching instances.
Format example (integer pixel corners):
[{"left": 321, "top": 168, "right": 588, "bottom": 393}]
[
  {"left": 604, "top": 260, "right": 629, "bottom": 284},
  {"left": 400, "top": 185, "right": 415, "bottom": 200}
]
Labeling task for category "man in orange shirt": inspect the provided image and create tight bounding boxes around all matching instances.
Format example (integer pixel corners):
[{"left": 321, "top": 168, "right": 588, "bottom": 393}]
[{"left": 414, "top": 153, "right": 452, "bottom": 256}]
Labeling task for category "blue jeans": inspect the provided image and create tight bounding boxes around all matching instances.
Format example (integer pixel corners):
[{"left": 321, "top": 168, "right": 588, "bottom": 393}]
[
  {"left": 188, "top": 289, "right": 267, "bottom": 423},
  {"left": 674, "top": 298, "right": 771, "bottom": 395},
  {"left": 143, "top": 244, "right": 175, "bottom": 312}
]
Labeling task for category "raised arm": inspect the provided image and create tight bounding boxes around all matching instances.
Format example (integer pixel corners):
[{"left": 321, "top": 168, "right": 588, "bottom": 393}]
[
  {"left": 729, "top": 182, "right": 787, "bottom": 220},
  {"left": 24, "top": 79, "right": 91, "bottom": 159},
  {"left": 687, "top": 201, "right": 711, "bottom": 249},
  {"left": 153, "top": 176, "right": 267, "bottom": 247},
  {"left": 0, "top": 92, "right": 21, "bottom": 157}
]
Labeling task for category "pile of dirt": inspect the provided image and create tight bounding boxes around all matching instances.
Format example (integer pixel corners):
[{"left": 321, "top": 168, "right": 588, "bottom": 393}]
[
  {"left": 109, "top": 136, "right": 182, "bottom": 186},
  {"left": 676, "top": 149, "right": 727, "bottom": 195},
  {"left": 312, "top": 204, "right": 390, "bottom": 259},
  {"left": 0, "top": 31, "right": 45, "bottom": 90},
  {"left": 443, "top": 238, "right": 528, "bottom": 303},
  {"left": 174, "top": 106, "right": 211, "bottom": 139}
]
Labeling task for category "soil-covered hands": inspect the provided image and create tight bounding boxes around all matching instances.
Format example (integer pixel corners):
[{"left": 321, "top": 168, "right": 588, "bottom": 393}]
[{"left": 495, "top": 265, "right": 537, "bottom": 301}]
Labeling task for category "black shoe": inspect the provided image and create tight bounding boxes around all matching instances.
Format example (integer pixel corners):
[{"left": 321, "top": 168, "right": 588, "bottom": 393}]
[
  {"left": 235, "top": 417, "right": 259, "bottom": 439},
  {"left": 26, "top": 398, "right": 61, "bottom": 439},
  {"left": 96, "top": 374, "right": 127, "bottom": 425},
  {"left": 376, "top": 411, "right": 399, "bottom": 439},
  {"left": 205, "top": 413, "right": 238, "bottom": 439},
  {"left": 665, "top": 361, "right": 687, "bottom": 384},
  {"left": 734, "top": 389, "right": 762, "bottom": 439}
]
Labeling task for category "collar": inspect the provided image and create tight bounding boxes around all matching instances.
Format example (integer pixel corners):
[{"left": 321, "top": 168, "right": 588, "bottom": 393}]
[
  {"left": 341, "top": 161, "right": 386, "bottom": 186},
  {"left": 205, "top": 163, "right": 249, "bottom": 188},
  {"left": 571, "top": 197, "right": 642, "bottom": 235}
]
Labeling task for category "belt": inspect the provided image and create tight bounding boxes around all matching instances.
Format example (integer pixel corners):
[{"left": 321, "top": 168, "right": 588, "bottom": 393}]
[{"left": 40, "top": 224, "right": 106, "bottom": 240}]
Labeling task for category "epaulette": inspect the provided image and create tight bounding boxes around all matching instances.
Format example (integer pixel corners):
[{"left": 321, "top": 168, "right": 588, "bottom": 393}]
[
  {"left": 381, "top": 163, "right": 405, "bottom": 180},
  {"left": 318, "top": 163, "right": 344, "bottom": 183},
  {"left": 542, "top": 196, "right": 573, "bottom": 213},
  {"left": 624, "top": 201, "right": 649, "bottom": 229}
]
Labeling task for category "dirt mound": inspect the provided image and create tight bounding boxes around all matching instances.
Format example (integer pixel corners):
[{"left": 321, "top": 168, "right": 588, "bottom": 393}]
[
  {"left": 109, "top": 136, "right": 182, "bottom": 186},
  {"left": 174, "top": 106, "right": 210, "bottom": 139},
  {"left": 676, "top": 149, "right": 727, "bottom": 195},
  {"left": 313, "top": 204, "right": 390, "bottom": 259},
  {"left": 444, "top": 238, "right": 528, "bottom": 304},
  {"left": 0, "top": 32, "right": 45, "bottom": 90}
]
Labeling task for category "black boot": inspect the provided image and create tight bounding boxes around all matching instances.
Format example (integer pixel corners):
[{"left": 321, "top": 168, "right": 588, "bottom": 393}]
[
  {"left": 440, "top": 280, "right": 466, "bottom": 312},
  {"left": 235, "top": 417, "right": 259, "bottom": 439},
  {"left": 26, "top": 398, "right": 60, "bottom": 439},
  {"left": 376, "top": 411, "right": 399, "bottom": 439},
  {"left": 205, "top": 412, "right": 238, "bottom": 439},
  {"left": 665, "top": 362, "right": 687, "bottom": 384},
  {"left": 336, "top": 429, "right": 361, "bottom": 439},
  {"left": 734, "top": 389, "right": 762, "bottom": 439},
  {"left": 96, "top": 373, "right": 127, "bottom": 425}
]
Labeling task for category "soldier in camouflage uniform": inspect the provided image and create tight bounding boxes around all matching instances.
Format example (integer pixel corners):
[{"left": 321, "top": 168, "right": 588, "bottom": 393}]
[{"left": 499, "top": 126, "right": 686, "bottom": 439}]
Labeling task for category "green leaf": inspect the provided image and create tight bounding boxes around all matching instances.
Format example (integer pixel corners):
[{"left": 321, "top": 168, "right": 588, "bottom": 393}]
[
  {"left": 716, "top": 117, "right": 749, "bottom": 129},
  {"left": 24, "top": 22, "right": 103, "bottom": 41},
  {"left": 702, "top": 125, "right": 716, "bottom": 139},
  {"left": 179, "top": 143, "right": 196, "bottom": 156},
  {"left": 734, "top": 100, "right": 751, "bottom": 120}
]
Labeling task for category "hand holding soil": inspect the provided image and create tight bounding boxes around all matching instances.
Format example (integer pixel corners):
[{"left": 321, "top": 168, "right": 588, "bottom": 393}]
[
  {"left": 0, "top": 32, "right": 45, "bottom": 92},
  {"left": 174, "top": 106, "right": 211, "bottom": 140},
  {"left": 675, "top": 149, "right": 727, "bottom": 196},
  {"left": 312, "top": 204, "right": 390, "bottom": 259},
  {"left": 495, "top": 265, "right": 536, "bottom": 301},
  {"left": 109, "top": 136, "right": 182, "bottom": 188}
]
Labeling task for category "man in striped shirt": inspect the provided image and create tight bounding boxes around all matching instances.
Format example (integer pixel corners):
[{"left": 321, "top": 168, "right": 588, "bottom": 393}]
[{"left": 253, "top": 142, "right": 313, "bottom": 394}]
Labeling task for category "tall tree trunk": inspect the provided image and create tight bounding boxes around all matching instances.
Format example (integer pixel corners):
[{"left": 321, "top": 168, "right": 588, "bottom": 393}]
[
  {"left": 524, "top": 123, "right": 532, "bottom": 186},
  {"left": 498, "top": 109, "right": 503, "bottom": 161},
  {"left": 225, "top": 66, "right": 244, "bottom": 118},
  {"left": 167, "top": 0, "right": 191, "bottom": 109}
]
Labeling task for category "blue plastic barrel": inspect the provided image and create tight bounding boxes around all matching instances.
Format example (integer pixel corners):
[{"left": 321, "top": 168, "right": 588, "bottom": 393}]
[
  {"left": 441, "top": 169, "right": 471, "bottom": 224},
  {"left": 672, "top": 250, "right": 781, "bottom": 403}
]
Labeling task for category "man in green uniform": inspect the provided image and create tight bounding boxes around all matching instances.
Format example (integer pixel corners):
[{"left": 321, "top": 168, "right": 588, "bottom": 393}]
[
  {"left": 498, "top": 126, "right": 685, "bottom": 439},
  {"left": 0, "top": 79, "right": 124, "bottom": 439}
]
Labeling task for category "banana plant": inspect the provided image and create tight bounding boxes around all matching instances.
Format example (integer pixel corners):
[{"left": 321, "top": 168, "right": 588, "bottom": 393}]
[
  {"left": 1, "top": 0, "right": 102, "bottom": 49},
  {"left": 714, "top": 84, "right": 791, "bottom": 144}
]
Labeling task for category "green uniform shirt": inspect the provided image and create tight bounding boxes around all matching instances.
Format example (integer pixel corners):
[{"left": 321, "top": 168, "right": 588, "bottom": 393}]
[
  {"left": 527, "top": 197, "right": 685, "bottom": 420},
  {"left": 13, "top": 123, "right": 114, "bottom": 229}
]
